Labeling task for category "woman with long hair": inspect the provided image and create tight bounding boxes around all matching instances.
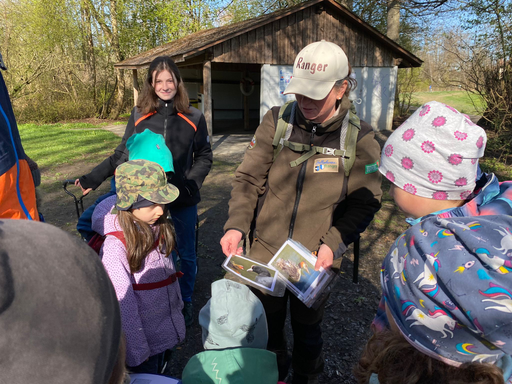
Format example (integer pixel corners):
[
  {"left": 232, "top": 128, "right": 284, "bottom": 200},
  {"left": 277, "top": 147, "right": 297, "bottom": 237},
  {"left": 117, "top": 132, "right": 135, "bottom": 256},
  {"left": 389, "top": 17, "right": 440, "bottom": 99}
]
[{"left": 76, "top": 56, "right": 212, "bottom": 326}]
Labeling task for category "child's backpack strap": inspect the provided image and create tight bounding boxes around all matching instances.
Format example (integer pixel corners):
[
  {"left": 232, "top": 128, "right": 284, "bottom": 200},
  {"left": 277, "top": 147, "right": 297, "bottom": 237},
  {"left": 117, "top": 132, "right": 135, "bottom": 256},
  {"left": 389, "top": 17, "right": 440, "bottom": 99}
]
[
  {"left": 132, "top": 271, "right": 184, "bottom": 291},
  {"left": 272, "top": 101, "right": 296, "bottom": 161},
  {"left": 88, "top": 231, "right": 126, "bottom": 254}
]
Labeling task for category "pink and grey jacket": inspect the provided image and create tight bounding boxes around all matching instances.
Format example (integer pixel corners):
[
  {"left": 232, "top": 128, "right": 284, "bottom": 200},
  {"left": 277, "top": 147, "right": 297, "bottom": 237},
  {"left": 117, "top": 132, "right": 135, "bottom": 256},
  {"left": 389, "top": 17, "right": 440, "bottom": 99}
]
[{"left": 92, "top": 195, "right": 185, "bottom": 367}]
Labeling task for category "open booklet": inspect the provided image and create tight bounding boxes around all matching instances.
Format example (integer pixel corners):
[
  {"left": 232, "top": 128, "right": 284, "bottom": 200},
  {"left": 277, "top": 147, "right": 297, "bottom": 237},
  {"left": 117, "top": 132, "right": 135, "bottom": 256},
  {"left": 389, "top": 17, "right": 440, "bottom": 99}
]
[
  {"left": 222, "top": 254, "right": 280, "bottom": 294},
  {"left": 222, "top": 239, "right": 335, "bottom": 307},
  {"left": 269, "top": 239, "right": 335, "bottom": 308}
]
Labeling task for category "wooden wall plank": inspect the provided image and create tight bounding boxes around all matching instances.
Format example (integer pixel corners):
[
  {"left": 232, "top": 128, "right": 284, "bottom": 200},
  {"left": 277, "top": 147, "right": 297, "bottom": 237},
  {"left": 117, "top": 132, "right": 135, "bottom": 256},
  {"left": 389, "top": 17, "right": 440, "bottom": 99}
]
[
  {"left": 273, "top": 20, "right": 280, "bottom": 64},
  {"left": 318, "top": 10, "right": 326, "bottom": 40},
  {"left": 220, "top": 40, "right": 231, "bottom": 62},
  {"left": 265, "top": 23, "right": 272, "bottom": 63},
  {"left": 296, "top": 10, "right": 304, "bottom": 51},
  {"left": 231, "top": 36, "right": 240, "bottom": 62},
  {"left": 279, "top": 15, "right": 288, "bottom": 64},
  {"left": 302, "top": 7, "right": 311, "bottom": 47},
  {"left": 256, "top": 27, "right": 264, "bottom": 63},
  {"left": 358, "top": 33, "right": 365, "bottom": 67},
  {"left": 350, "top": 24, "right": 357, "bottom": 66},
  {"left": 247, "top": 29, "right": 256, "bottom": 63},
  {"left": 213, "top": 43, "right": 222, "bottom": 59},
  {"left": 337, "top": 17, "right": 346, "bottom": 55},
  {"left": 366, "top": 37, "right": 373, "bottom": 67},
  {"left": 239, "top": 33, "right": 248, "bottom": 62},
  {"left": 288, "top": 13, "right": 297, "bottom": 63},
  {"left": 327, "top": 9, "right": 336, "bottom": 43}
]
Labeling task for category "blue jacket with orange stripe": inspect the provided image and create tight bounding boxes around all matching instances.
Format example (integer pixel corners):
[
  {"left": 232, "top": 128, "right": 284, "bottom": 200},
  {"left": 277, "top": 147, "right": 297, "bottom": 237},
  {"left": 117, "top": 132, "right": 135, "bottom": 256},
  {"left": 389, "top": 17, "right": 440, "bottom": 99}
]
[
  {"left": 79, "top": 100, "right": 212, "bottom": 206},
  {"left": 0, "top": 70, "right": 39, "bottom": 220}
]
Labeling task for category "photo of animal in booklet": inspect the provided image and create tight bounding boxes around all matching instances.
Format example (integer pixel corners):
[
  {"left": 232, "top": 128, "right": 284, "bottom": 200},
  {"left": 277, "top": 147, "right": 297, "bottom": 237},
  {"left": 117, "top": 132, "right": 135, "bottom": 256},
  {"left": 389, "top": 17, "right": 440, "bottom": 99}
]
[
  {"left": 222, "top": 254, "right": 278, "bottom": 292},
  {"left": 269, "top": 240, "right": 322, "bottom": 296}
]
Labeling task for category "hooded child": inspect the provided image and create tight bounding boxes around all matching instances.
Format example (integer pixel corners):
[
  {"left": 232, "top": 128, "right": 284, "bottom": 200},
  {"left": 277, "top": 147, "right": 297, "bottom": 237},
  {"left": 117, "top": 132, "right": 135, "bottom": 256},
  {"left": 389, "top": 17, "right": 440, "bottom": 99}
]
[
  {"left": 355, "top": 101, "right": 512, "bottom": 383},
  {"left": 182, "top": 279, "right": 286, "bottom": 384}
]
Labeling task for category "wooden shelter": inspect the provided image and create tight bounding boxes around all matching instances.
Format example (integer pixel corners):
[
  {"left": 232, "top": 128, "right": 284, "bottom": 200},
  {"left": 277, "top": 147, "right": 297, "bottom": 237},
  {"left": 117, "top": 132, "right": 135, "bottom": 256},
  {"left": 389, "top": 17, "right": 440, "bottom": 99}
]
[{"left": 115, "top": 0, "right": 422, "bottom": 134}]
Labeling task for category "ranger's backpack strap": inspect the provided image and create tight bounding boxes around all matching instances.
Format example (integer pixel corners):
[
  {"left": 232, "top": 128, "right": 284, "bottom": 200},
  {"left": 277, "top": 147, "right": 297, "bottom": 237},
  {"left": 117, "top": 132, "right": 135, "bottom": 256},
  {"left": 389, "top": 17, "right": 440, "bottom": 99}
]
[
  {"left": 272, "top": 101, "right": 296, "bottom": 161},
  {"left": 343, "top": 102, "right": 361, "bottom": 177}
]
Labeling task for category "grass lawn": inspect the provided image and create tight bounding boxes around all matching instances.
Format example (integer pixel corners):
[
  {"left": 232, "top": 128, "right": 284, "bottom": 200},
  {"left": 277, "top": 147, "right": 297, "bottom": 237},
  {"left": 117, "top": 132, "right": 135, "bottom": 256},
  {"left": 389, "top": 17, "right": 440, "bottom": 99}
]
[
  {"left": 18, "top": 122, "right": 121, "bottom": 191},
  {"left": 19, "top": 122, "right": 120, "bottom": 168},
  {"left": 411, "top": 91, "right": 486, "bottom": 115},
  {"left": 18, "top": 122, "right": 122, "bottom": 232}
]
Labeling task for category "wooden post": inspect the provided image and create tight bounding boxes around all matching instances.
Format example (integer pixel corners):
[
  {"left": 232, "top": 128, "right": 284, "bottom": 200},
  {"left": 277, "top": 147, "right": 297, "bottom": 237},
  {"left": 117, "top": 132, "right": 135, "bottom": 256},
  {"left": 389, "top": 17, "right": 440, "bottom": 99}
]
[
  {"left": 203, "top": 60, "right": 213, "bottom": 137},
  {"left": 244, "top": 94, "right": 250, "bottom": 131},
  {"left": 243, "top": 70, "right": 250, "bottom": 131},
  {"left": 132, "top": 69, "right": 140, "bottom": 106}
]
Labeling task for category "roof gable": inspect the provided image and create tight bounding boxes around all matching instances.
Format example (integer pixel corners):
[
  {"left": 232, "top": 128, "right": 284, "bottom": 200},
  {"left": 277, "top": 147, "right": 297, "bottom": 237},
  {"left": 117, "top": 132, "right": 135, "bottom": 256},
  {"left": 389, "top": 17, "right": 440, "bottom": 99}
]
[{"left": 115, "top": 0, "right": 421, "bottom": 69}]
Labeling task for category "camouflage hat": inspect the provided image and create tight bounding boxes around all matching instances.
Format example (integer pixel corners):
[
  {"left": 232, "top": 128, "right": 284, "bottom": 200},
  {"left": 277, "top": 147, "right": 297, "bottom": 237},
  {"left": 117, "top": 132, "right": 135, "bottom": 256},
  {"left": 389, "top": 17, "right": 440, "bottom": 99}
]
[{"left": 114, "top": 159, "right": 179, "bottom": 212}]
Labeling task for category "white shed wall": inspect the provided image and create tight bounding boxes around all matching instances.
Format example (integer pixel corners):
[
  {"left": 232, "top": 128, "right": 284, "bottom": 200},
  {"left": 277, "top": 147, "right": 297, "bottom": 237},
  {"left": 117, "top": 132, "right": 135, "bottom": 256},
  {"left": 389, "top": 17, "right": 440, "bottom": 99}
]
[{"left": 260, "top": 64, "right": 398, "bottom": 131}]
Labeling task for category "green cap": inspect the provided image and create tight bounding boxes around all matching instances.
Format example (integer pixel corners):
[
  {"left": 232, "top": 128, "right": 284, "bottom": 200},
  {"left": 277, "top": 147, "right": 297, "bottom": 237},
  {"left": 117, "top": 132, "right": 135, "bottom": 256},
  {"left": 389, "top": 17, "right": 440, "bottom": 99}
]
[
  {"left": 126, "top": 129, "right": 174, "bottom": 174},
  {"left": 182, "top": 348, "right": 279, "bottom": 384},
  {"left": 114, "top": 159, "right": 179, "bottom": 212}
]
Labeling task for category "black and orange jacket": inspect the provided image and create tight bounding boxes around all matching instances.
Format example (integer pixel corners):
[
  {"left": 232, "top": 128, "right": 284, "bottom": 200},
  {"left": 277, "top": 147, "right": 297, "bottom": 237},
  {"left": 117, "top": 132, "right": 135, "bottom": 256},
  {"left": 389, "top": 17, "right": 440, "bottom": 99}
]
[
  {"left": 0, "top": 71, "right": 39, "bottom": 220},
  {"left": 79, "top": 100, "right": 212, "bottom": 207}
]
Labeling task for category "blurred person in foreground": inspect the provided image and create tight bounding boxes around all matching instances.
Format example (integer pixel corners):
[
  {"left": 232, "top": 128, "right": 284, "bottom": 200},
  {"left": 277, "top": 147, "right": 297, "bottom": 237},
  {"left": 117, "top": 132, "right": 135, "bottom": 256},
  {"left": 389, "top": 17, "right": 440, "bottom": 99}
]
[{"left": 0, "top": 219, "right": 124, "bottom": 383}]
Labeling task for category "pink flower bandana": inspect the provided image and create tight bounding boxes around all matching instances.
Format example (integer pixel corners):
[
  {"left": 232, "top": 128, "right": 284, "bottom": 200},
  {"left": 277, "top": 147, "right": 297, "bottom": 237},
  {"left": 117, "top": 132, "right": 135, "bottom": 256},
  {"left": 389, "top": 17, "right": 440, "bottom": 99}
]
[{"left": 380, "top": 101, "right": 487, "bottom": 200}]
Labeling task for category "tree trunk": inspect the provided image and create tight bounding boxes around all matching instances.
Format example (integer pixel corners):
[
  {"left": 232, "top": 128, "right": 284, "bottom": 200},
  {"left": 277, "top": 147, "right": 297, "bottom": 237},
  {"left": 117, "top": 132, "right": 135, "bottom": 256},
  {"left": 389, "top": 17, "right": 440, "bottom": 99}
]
[
  {"left": 82, "top": 0, "right": 97, "bottom": 107},
  {"left": 83, "top": 0, "right": 125, "bottom": 118},
  {"left": 110, "top": 0, "right": 124, "bottom": 118},
  {"left": 203, "top": 60, "right": 212, "bottom": 137},
  {"left": 387, "top": 0, "right": 400, "bottom": 42}
]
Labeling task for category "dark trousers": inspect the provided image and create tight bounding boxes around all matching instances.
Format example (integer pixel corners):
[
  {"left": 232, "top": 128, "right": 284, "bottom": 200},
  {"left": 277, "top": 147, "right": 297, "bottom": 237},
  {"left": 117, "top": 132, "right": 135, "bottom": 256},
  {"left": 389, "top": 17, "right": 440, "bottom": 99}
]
[
  {"left": 252, "top": 288, "right": 327, "bottom": 383},
  {"left": 169, "top": 204, "right": 197, "bottom": 302},
  {"left": 127, "top": 351, "right": 166, "bottom": 375}
]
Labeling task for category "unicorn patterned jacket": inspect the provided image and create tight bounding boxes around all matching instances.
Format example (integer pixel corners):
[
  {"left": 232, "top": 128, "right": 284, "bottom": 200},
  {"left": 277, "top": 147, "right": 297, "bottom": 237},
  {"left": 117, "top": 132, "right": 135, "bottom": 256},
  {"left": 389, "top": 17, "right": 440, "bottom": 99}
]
[
  {"left": 375, "top": 171, "right": 512, "bottom": 329},
  {"left": 374, "top": 173, "right": 512, "bottom": 379}
]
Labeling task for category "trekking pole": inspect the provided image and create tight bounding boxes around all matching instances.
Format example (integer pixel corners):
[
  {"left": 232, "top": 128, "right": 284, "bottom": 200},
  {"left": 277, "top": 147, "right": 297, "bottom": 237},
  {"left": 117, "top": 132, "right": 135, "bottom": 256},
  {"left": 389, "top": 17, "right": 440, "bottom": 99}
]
[{"left": 62, "top": 179, "right": 85, "bottom": 221}]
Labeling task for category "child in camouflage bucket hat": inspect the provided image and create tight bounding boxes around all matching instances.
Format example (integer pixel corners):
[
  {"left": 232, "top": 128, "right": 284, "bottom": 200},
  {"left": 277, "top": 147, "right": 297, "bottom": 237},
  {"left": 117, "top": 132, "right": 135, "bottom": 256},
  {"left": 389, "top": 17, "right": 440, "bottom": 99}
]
[
  {"left": 114, "top": 159, "right": 179, "bottom": 213},
  {"left": 91, "top": 159, "right": 186, "bottom": 375}
]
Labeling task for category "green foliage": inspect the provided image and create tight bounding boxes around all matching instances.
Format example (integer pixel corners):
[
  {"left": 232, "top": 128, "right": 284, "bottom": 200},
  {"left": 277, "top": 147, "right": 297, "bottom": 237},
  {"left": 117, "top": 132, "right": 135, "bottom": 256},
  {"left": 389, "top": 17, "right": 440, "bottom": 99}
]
[
  {"left": 3, "top": 0, "right": 224, "bottom": 122},
  {"left": 459, "top": 0, "right": 512, "bottom": 132},
  {"left": 217, "top": 0, "right": 303, "bottom": 24},
  {"left": 395, "top": 68, "right": 422, "bottom": 116},
  {"left": 352, "top": 0, "right": 422, "bottom": 52},
  {"left": 353, "top": 0, "right": 387, "bottom": 35},
  {"left": 480, "top": 157, "right": 512, "bottom": 180}
]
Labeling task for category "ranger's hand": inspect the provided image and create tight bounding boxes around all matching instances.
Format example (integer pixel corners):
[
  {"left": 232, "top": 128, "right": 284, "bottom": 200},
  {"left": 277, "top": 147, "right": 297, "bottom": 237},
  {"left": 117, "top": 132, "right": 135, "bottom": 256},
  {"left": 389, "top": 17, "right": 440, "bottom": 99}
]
[
  {"left": 220, "top": 230, "right": 243, "bottom": 257},
  {"left": 314, "top": 244, "right": 333, "bottom": 271}
]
